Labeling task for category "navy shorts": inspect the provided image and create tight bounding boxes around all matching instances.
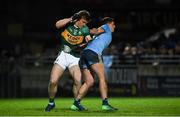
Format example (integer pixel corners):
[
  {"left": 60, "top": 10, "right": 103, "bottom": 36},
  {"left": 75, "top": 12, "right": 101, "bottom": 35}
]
[{"left": 79, "top": 49, "right": 103, "bottom": 69}]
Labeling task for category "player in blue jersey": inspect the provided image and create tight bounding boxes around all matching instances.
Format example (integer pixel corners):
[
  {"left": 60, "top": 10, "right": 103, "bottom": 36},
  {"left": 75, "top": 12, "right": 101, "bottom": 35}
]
[{"left": 70, "top": 17, "right": 118, "bottom": 111}]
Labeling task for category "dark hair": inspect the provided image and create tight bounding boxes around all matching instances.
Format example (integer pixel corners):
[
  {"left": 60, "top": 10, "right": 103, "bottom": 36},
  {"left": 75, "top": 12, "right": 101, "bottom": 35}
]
[
  {"left": 77, "top": 10, "right": 91, "bottom": 22},
  {"left": 101, "top": 17, "right": 114, "bottom": 25}
]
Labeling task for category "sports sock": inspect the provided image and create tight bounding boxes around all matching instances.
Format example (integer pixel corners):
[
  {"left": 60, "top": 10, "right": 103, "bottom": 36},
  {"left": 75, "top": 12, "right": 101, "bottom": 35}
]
[
  {"left": 74, "top": 98, "right": 81, "bottom": 104},
  {"left": 102, "top": 98, "right": 109, "bottom": 105},
  {"left": 48, "top": 98, "right": 55, "bottom": 105}
]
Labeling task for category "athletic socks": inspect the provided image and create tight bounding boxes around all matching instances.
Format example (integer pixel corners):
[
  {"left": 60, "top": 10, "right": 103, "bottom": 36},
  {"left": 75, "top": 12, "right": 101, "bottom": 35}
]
[
  {"left": 102, "top": 98, "right": 109, "bottom": 105},
  {"left": 102, "top": 98, "right": 118, "bottom": 110},
  {"left": 74, "top": 98, "right": 81, "bottom": 104},
  {"left": 71, "top": 98, "right": 87, "bottom": 111},
  {"left": 48, "top": 98, "right": 55, "bottom": 105},
  {"left": 45, "top": 98, "right": 55, "bottom": 112}
]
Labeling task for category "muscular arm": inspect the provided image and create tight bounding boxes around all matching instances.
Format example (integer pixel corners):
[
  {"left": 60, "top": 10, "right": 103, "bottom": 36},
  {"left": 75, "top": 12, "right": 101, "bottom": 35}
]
[
  {"left": 77, "top": 35, "right": 92, "bottom": 48},
  {"left": 55, "top": 17, "right": 72, "bottom": 29},
  {"left": 84, "top": 27, "right": 105, "bottom": 43},
  {"left": 90, "top": 27, "right": 104, "bottom": 35}
]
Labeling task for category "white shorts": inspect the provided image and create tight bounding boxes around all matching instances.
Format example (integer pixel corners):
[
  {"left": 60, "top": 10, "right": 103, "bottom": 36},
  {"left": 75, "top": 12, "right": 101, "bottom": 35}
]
[{"left": 54, "top": 51, "right": 80, "bottom": 70}]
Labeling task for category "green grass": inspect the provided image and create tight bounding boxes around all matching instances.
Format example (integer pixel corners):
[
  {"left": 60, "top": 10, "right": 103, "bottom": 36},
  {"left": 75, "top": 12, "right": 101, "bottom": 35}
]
[{"left": 0, "top": 97, "right": 180, "bottom": 116}]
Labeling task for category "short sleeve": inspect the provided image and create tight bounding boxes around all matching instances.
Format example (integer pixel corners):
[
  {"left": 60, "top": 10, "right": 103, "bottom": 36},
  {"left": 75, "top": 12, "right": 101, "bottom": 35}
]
[
  {"left": 100, "top": 24, "right": 109, "bottom": 32},
  {"left": 82, "top": 26, "right": 90, "bottom": 37}
]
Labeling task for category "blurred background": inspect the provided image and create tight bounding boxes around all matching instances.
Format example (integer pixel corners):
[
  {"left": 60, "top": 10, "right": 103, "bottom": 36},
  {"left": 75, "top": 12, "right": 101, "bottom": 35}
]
[{"left": 0, "top": 0, "right": 180, "bottom": 98}]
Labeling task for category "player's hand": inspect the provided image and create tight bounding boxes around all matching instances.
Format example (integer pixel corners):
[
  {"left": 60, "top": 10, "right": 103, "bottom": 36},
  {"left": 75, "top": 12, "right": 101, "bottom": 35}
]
[
  {"left": 71, "top": 13, "right": 79, "bottom": 22},
  {"left": 85, "top": 35, "right": 92, "bottom": 42}
]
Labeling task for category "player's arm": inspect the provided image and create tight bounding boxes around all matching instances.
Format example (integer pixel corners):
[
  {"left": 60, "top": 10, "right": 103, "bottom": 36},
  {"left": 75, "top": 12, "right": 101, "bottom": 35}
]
[
  {"left": 77, "top": 35, "right": 92, "bottom": 47},
  {"left": 90, "top": 27, "right": 105, "bottom": 35},
  {"left": 84, "top": 27, "right": 105, "bottom": 43},
  {"left": 55, "top": 17, "right": 72, "bottom": 29},
  {"left": 78, "top": 26, "right": 104, "bottom": 47},
  {"left": 85, "top": 35, "right": 92, "bottom": 42}
]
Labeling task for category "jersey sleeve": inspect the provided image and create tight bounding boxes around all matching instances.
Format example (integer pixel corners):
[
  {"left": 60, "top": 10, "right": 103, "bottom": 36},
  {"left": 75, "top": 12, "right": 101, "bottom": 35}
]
[
  {"left": 82, "top": 26, "right": 90, "bottom": 37},
  {"left": 100, "top": 24, "right": 109, "bottom": 32}
]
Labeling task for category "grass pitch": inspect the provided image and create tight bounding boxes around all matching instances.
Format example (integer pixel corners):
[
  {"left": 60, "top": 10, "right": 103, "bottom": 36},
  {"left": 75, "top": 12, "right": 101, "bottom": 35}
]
[{"left": 0, "top": 97, "right": 180, "bottom": 116}]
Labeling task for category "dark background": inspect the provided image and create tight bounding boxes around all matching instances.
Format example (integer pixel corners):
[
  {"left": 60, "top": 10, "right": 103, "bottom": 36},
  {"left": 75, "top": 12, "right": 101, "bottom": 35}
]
[
  {"left": 1, "top": 0, "right": 180, "bottom": 50},
  {"left": 1, "top": 0, "right": 180, "bottom": 98}
]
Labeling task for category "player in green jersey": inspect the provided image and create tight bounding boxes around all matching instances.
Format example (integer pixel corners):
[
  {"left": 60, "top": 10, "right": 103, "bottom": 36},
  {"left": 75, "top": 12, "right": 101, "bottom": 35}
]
[{"left": 45, "top": 10, "right": 92, "bottom": 112}]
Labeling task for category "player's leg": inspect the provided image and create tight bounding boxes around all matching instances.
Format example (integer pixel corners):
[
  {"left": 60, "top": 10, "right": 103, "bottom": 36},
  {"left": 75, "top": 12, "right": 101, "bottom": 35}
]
[
  {"left": 67, "top": 54, "right": 82, "bottom": 98},
  {"left": 68, "top": 65, "right": 81, "bottom": 98},
  {"left": 77, "top": 69, "right": 94, "bottom": 99},
  {"left": 70, "top": 50, "right": 94, "bottom": 111},
  {"left": 91, "top": 62, "right": 118, "bottom": 111},
  {"left": 71, "top": 68, "right": 94, "bottom": 111},
  {"left": 45, "top": 64, "right": 65, "bottom": 111},
  {"left": 45, "top": 52, "right": 66, "bottom": 112},
  {"left": 45, "top": 64, "right": 65, "bottom": 112},
  {"left": 91, "top": 63, "right": 107, "bottom": 99},
  {"left": 49, "top": 64, "right": 65, "bottom": 100}
]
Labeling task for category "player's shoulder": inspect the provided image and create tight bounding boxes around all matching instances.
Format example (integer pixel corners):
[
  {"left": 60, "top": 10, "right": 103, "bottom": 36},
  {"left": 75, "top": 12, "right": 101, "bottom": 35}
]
[
  {"left": 101, "top": 24, "right": 108, "bottom": 30},
  {"left": 82, "top": 25, "right": 89, "bottom": 29},
  {"left": 81, "top": 25, "right": 90, "bottom": 33},
  {"left": 100, "top": 24, "right": 111, "bottom": 33}
]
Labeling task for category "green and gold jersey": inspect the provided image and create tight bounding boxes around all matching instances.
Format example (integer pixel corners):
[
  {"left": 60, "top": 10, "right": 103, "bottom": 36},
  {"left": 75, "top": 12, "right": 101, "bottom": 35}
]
[{"left": 58, "top": 23, "right": 90, "bottom": 57}]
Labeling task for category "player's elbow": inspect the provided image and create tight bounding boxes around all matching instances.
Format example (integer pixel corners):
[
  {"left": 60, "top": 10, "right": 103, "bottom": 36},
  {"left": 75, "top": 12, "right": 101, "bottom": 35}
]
[
  {"left": 55, "top": 20, "right": 65, "bottom": 29},
  {"left": 55, "top": 21, "right": 61, "bottom": 29}
]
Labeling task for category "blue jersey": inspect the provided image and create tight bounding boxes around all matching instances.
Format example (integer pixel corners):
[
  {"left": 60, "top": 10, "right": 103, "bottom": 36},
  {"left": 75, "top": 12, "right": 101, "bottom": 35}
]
[{"left": 85, "top": 24, "right": 112, "bottom": 55}]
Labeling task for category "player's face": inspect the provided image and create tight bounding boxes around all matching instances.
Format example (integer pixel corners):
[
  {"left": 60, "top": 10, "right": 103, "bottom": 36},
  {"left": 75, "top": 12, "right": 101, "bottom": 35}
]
[
  {"left": 75, "top": 18, "right": 88, "bottom": 28},
  {"left": 109, "top": 21, "right": 115, "bottom": 32}
]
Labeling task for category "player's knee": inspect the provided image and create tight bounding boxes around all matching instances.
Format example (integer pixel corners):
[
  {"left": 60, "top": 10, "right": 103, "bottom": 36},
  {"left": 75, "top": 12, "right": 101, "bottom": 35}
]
[
  {"left": 49, "top": 75, "right": 58, "bottom": 85},
  {"left": 87, "top": 78, "right": 94, "bottom": 87},
  {"left": 100, "top": 77, "right": 106, "bottom": 82},
  {"left": 49, "top": 78, "right": 58, "bottom": 86},
  {"left": 74, "top": 78, "right": 81, "bottom": 86}
]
